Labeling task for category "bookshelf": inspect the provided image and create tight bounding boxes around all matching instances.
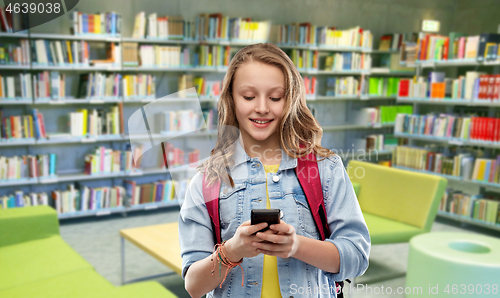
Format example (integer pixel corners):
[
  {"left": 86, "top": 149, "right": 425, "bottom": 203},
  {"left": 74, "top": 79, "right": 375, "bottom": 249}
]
[
  {"left": 393, "top": 33, "right": 500, "bottom": 231},
  {"left": 0, "top": 18, "right": 405, "bottom": 219}
]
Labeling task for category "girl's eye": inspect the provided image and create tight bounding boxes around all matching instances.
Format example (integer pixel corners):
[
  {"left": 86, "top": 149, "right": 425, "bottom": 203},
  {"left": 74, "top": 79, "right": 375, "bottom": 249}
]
[
  {"left": 243, "top": 96, "right": 254, "bottom": 100},
  {"left": 270, "top": 97, "right": 281, "bottom": 101}
]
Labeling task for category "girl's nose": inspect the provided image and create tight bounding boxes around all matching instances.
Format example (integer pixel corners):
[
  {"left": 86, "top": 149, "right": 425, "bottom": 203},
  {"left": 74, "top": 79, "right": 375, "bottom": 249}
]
[{"left": 254, "top": 96, "right": 270, "bottom": 114}]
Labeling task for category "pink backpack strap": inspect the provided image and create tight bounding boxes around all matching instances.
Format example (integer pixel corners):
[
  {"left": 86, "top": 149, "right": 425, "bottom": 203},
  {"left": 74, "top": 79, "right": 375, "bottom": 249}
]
[
  {"left": 295, "top": 151, "right": 331, "bottom": 241},
  {"left": 202, "top": 172, "right": 222, "bottom": 244}
]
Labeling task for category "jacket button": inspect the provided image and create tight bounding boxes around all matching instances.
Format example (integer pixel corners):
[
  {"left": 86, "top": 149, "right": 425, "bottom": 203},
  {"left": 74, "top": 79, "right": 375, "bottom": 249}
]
[
  {"left": 272, "top": 175, "right": 279, "bottom": 183},
  {"left": 223, "top": 188, "right": 228, "bottom": 194}
]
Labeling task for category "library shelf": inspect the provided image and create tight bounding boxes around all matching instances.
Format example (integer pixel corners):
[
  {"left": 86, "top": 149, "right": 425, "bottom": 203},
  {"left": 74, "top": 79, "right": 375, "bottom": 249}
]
[
  {"left": 0, "top": 166, "right": 196, "bottom": 188},
  {"left": 0, "top": 99, "right": 33, "bottom": 105},
  {"left": 306, "top": 95, "right": 397, "bottom": 102},
  {"left": 369, "top": 69, "right": 415, "bottom": 76},
  {"left": 415, "top": 59, "right": 500, "bottom": 68},
  {"left": 30, "top": 33, "right": 121, "bottom": 42},
  {"left": 393, "top": 165, "right": 500, "bottom": 189},
  {"left": 33, "top": 98, "right": 122, "bottom": 105},
  {"left": 300, "top": 69, "right": 370, "bottom": 75},
  {"left": 0, "top": 139, "right": 36, "bottom": 147},
  {"left": 308, "top": 95, "right": 360, "bottom": 102},
  {"left": 57, "top": 200, "right": 181, "bottom": 220},
  {"left": 436, "top": 211, "right": 500, "bottom": 232},
  {"left": 121, "top": 37, "right": 198, "bottom": 45},
  {"left": 0, "top": 64, "right": 30, "bottom": 70},
  {"left": 394, "top": 132, "right": 500, "bottom": 149},
  {"left": 339, "top": 149, "right": 393, "bottom": 161},
  {"left": 323, "top": 123, "right": 394, "bottom": 131},
  {"left": 35, "top": 135, "right": 124, "bottom": 146},
  {"left": 0, "top": 178, "right": 38, "bottom": 187},
  {"left": 121, "top": 66, "right": 226, "bottom": 73},
  {"left": 123, "top": 97, "right": 200, "bottom": 104},
  {"left": 31, "top": 65, "right": 122, "bottom": 71},
  {"left": 58, "top": 206, "right": 127, "bottom": 220},
  {"left": 362, "top": 95, "right": 396, "bottom": 100},
  {"left": 0, "top": 32, "right": 29, "bottom": 38},
  {"left": 396, "top": 97, "right": 500, "bottom": 107},
  {"left": 369, "top": 50, "right": 399, "bottom": 54}
]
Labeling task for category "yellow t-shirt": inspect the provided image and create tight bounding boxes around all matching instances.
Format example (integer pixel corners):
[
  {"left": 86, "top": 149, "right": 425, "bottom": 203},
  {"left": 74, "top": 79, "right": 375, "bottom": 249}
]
[{"left": 261, "top": 164, "right": 282, "bottom": 298}]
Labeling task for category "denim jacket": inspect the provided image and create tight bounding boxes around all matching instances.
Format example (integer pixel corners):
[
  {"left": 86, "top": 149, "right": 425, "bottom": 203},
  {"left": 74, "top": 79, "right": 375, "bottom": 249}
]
[{"left": 179, "top": 140, "right": 371, "bottom": 298}]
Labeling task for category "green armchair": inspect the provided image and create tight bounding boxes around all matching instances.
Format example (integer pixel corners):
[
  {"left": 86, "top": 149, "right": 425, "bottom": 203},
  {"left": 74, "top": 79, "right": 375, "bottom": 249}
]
[
  {"left": 0, "top": 205, "right": 177, "bottom": 298},
  {"left": 347, "top": 160, "right": 447, "bottom": 244}
]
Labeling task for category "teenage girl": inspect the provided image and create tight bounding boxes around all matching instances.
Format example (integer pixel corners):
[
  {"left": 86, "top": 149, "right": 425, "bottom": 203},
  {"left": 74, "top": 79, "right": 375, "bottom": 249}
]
[{"left": 179, "top": 43, "right": 370, "bottom": 298}]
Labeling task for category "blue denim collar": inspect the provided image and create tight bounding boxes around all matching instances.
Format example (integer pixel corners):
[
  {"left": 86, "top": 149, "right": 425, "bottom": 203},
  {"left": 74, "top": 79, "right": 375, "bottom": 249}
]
[{"left": 229, "top": 137, "right": 297, "bottom": 172}]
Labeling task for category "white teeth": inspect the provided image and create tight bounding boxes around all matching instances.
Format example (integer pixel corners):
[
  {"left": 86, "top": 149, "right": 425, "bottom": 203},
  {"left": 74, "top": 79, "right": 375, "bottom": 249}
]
[{"left": 251, "top": 119, "right": 271, "bottom": 124}]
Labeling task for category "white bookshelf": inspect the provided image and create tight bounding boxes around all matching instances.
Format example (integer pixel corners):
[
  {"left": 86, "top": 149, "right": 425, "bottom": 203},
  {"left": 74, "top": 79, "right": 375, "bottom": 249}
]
[
  {"left": 0, "top": 26, "right": 403, "bottom": 219},
  {"left": 437, "top": 211, "right": 500, "bottom": 233},
  {"left": 415, "top": 59, "right": 500, "bottom": 68},
  {"left": 397, "top": 97, "right": 500, "bottom": 107}
]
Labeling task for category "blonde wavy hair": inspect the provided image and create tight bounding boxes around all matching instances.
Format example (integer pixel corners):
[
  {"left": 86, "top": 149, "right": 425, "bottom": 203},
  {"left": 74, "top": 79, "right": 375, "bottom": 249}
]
[{"left": 197, "top": 43, "right": 335, "bottom": 187}]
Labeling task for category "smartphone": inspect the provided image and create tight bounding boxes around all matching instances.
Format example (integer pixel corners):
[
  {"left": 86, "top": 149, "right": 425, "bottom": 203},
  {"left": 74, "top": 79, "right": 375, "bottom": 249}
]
[{"left": 251, "top": 209, "right": 281, "bottom": 234}]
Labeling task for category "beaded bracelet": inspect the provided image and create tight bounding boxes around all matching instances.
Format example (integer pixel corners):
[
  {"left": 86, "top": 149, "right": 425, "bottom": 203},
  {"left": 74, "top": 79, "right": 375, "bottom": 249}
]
[{"left": 210, "top": 240, "right": 244, "bottom": 288}]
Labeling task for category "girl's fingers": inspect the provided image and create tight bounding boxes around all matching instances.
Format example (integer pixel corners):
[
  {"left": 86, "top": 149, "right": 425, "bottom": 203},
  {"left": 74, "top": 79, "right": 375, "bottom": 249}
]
[
  {"left": 240, "top": 220, "right": 251, "bottom": 226},
  {"left": 269, "top": 223, "right": 295, "bottom": 235},
  {"left": 246, "top": 222, "right": 268, "bottom": 235},
  {"left": 255, "top": 232, "right": 286, "bottom": 244}
]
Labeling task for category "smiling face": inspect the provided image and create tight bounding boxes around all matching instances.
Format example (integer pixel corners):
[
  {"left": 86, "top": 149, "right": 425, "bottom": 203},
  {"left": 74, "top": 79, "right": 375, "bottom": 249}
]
[{"left": 232, "top": 61, "right": 286, "bottom": 152}]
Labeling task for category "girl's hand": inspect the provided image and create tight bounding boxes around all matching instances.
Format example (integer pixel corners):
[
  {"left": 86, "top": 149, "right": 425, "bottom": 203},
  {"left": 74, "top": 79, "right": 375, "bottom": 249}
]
[
  {"left": 224, "top": 220, "right": 274, "bottom": 262},
  {"left": 253, "top": 220, "right": 299, "bottom": 259}
]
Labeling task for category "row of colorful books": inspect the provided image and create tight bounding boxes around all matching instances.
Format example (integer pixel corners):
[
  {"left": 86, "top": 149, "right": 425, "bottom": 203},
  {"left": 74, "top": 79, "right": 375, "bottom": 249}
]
[
  {"left": 367, "top": 77, "right": 400, "bottom": 97},
  {"left": 323, "top": 52, "right": 370, "bottom": 71},
  {"left": 154, "top": 109, "right": 203, "bottom": 134},
  {"left": 440, "top": 190, "right": 500, "bottom": 225},
  {"left": 355, "top": 105, "right": 412, "bottom": 125},
  {"left": 276, "top": 24, "right": 373, "bottom": 49},
  {"left": 71, "top": 11, "right": 122, "bottom": 36},
  {"left": 124, "top": 179, "right": 189, "bottom": 207},
  {"left": 1, "top": 74, "right": 223, "bottom": 103},
  {"left": 0, "top": 40, "right": 30, "bottom": 65},
  {"left": 0, "top": 178, "right": 189, "bottom": 214},
  {"left": 287, "top": 50, "right": 371, "bottom": 71},
  {"left": 83, "top": 146, "right": 141, "bottom": 175},
  {"left": 355, "top": 134, "right": 399, "bottom": 152},
  {"left": 0, "top": 154, "right": 56, "bottom": 180},
  {"left": 195, "top": 15, "right": 270, "bottom": 42},
  {"left": 393, "top": 145, "right": 500, "bottom": 187},
  {"left": 0, "top": 109, "right": 46, "bottom": 139},
  {"left": 78, "top": 72, "right": 123, "bottom": 99},
  {"left": 397, "top": 72, "right": 500, "bottom": 101},
  {"left": 69, "top": 105, "right": 122, "bottom": 137},
  {"left": 162, "top": 142, "right": 200, "bottom": 168},
  {"left": 31, "top": 39, "right": 91, "bottom": 66},
  {"left": 325, "top": 76, "right": 358, "bottom": 97},
  {"left": 132, "top": 12, "right": 271, "bottom": 42},
  {"left": 416, "top": 32, "right": 500, "bottom": 62},
  {"left": 132, "top": 12, "right": 185, "bottom": 39},
  {"left": 393, "top": 145, "right": 475, "bottom": 180},
  {"left": 0, "top": 6, "right": 29, "bottom": 33},
  {"left": 394, "top": 114, "right": 500, "bottom": 142},
  {"left": 0, "top": 74, "right": 32, "bottom": 99},
  {"left": 377, "top": 33, "right": 418, "bottom": 51}
]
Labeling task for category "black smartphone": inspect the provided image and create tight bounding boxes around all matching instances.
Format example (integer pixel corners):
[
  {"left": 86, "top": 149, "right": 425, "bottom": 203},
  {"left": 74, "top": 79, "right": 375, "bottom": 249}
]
[{"left": 251, "top": 209, "right": 280, "bottom": 234}]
